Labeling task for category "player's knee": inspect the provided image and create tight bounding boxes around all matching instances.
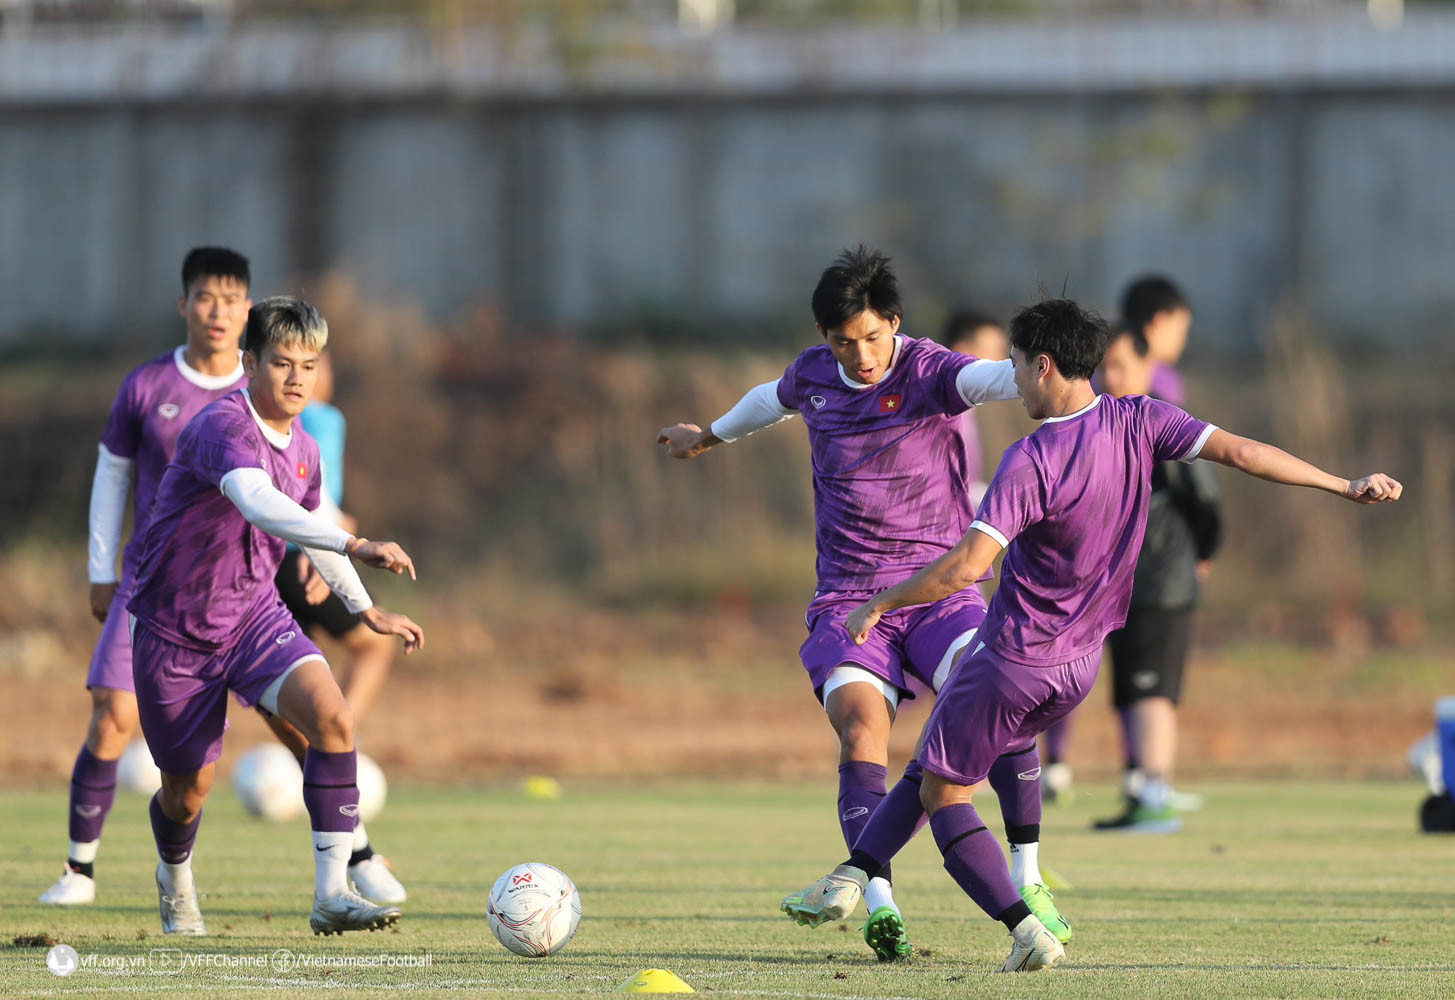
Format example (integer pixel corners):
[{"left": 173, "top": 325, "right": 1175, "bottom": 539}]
[
  {"left": 88, "top": 691, "right": 138, "bottom": 751},
  {"left": 919, "top": 773, "right": 972, "bottom": 815},
  {"left": 312, "top": 700, "right": 355, "bottom": 751},
  {"left": 159, "top": 771, "right": 211, "bottom": 820},
  {"left": 836, "top": 718, "right": 887, "bottom": 760}
]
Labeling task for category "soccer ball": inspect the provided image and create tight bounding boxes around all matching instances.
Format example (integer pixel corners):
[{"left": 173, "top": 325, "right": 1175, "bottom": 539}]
[
  {"left": 356, "top": 752, "right": 387, "bottom": 822},
  {"left": 486, "top": 863, "right": 583, "bottom": 957},
  {"left": 232, "top": 744, "right": 305, "bottom": 822},
  {"left": 117, "top": 741, "right": 162, "bottom": 796}
]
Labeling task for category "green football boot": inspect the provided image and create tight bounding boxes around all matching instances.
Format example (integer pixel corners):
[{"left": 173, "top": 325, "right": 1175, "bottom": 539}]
[
  {"left": 1092, "top": 799, "right": 1184, "bottom": 834},
  {"left": 1018, "top": 883, "right": 1072, "bottom": 944},
  {"left": 861, "top": 906, "right": 913, "bottom": 962}
]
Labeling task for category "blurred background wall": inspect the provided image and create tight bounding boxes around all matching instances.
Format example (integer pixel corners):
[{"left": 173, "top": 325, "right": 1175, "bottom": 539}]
[{"left": 3, "top": 3, "right": 1455, "bottom": 345}]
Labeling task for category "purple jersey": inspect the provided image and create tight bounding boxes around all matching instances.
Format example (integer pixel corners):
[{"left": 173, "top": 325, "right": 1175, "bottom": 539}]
[
  {"left": 776, "top": 336, "right": 985, "bottom": 592},
  {"left": 100, "top": 347, "right": 245, "bottom": 587},
  {"left": 128, "top": 390, "right": 322, "bottom": 651},
  {"left": 1150, "top": 363, "right": 1185, "bottom": 405},
  {"left": 972, "top": 394, "right": 1213, "bottom": 666}
]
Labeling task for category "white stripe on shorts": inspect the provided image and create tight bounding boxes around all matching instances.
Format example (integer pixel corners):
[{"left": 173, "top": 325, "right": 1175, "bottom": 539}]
[
  {"left": 931, "top": 628, "right": 978, "bottom": 694},
  {"left": 821, "top": 665, "right": 901, "bottom": 713},
  {"left": 258, "top": 654, "right": 328, "bottom": 716}
]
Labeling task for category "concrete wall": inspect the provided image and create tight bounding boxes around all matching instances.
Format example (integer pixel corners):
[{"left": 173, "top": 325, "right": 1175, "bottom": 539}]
[{"left": 3, "top": 16, "right": 1453, "bottom": 345}]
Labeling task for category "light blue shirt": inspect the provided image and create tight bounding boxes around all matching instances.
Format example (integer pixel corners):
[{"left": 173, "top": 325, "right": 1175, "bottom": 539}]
[{"left": 300, "top": 401, "right": 346, "bottom": 507}]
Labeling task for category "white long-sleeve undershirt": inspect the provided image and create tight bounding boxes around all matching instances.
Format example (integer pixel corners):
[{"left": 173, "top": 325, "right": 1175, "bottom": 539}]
[
  {"left": 707, "top": 358, "right": 1020, "bottom": 444},
  {"left": 88, "top": 444, "right": 133, "bottom": 584},
  {"left": 218, "top": 467, "right": 373, "bottom": 613},
  {"left": 956, "top": 358, "right": 1020, "bottom": 405},
  {"left": 710, "top": 381, "right": 797, "bottom": 443}
]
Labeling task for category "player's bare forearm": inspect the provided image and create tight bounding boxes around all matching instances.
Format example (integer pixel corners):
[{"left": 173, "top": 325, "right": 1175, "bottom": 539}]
[
  {"left": 879, "top": 532, "right": 997, "bottom": 613},
  {"left": 844, "top": 531, "right": 1000, "bottom": 644},
  {"left": 1199, "top": 430, "right": 1403, "bottom": 504},
  {"left": 656, "top": 423, "right": 722, "bottom": 460}
]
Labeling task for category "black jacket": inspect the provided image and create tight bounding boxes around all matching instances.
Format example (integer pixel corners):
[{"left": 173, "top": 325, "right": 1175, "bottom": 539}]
[{"left": 1129, "top": 459, "right": 1223, "bottom": 610}]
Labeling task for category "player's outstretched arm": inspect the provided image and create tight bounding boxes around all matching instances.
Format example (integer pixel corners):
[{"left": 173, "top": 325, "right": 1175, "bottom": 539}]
[
  {"left": 844, "top": 528, "right": 1003, "bottom": 643},
  {"left": 658, "top": 379, "right": 797, "bottom": 459},
  {"left": 1197, "top": 429, "right": 1403, "bottom": 504},
  {"left": 359, "top": 606, "right": 424, "bottom": 654}
]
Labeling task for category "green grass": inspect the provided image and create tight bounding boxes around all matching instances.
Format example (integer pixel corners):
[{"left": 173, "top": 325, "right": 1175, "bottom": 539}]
[{"left": 2, "top": 780, "right": 1452, "bottom": 998}]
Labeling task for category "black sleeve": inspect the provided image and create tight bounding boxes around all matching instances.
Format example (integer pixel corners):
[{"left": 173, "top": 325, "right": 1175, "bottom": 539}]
[{"left": 1179, "top": 459, "right": 1223, "bottom": 561}]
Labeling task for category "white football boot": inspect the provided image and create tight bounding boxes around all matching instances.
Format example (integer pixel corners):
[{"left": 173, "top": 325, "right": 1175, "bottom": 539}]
[
  {"left": 39, "top": 868, "right": 96, "bottom": 905},
  {"left": 780, "top": 864, "right": 867, "bottom": 927},
  {"left": 998, "top": 914, "right": 1065, "bottom": 973},
  {"left": 156, "top": 863, "right": 206, "bottom": 936},
  {"left": 349, "top": 855, "right": 407, "bottom": 904},
  {"left": 310, "top": 890, "right": 402, "bottom": 936}
]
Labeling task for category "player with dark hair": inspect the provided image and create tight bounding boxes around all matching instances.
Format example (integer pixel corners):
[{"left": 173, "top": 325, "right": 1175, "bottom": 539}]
[
  {"left": 41, "top": 247, "right": 252, "bottom": 906},
  {"left": 1093, "top": 327, "right": 1222, "bottom": 832},
  {"left": 127, "top": 296, "right": 423, "bottom": 936},
  {"left": 781, "top": 296, "right": 1400, "bottom": 973},
  {"left": 1043, "top": 276, "right": 1196, "bottom": 802},
  {"left": 658, "top": 246, "right": 1054, "bottom": 961}
]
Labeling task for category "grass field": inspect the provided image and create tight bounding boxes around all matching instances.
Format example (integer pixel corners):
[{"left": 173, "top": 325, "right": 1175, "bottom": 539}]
[{"left": 2, "top": 780, "right": 1451, "bottom": 999}]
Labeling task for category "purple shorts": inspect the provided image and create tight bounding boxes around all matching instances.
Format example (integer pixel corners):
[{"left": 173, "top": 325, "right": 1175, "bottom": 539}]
[
  {"left": 132, "top": 602, "right": 324, "bottom": 775},
  {"left": 87, "top": 588, "right": 136, "bottom": 692},
  {"left": 800, "top": 588, "right": 987, "bottom": 701},
  {"left": 919, "top": 641, "right": 1102, "bottom": 786}
]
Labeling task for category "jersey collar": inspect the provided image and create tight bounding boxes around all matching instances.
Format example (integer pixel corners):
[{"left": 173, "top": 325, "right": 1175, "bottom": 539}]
[
  {"left": 1042, "top": 393, "right": 1102, "bottom": 424},
  {"left": 241, "top": 388, "right": 294, "bottom": 449},
  {"left": 173, "top": 346, "right": 244, "bottom": 390}
]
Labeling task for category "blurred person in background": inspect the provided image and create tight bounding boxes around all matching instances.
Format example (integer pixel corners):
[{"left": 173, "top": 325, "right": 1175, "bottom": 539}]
[
  {"left": 657, "top": 247, "right": 1063, "bottom": 961},
  {"left": 265, "top": 349, "right": 406, "bottom": 903},
  {"left": 941, "top": 308, "right": 1009, "bottom": 509},
  {"left": 41, "top": 248, "right": 251, "bottom": 906},
  {"left": 1122, "top": 274, "right": 1192, "bottom": 406},
  {"left": 1093, "top": 327, "right": 1221, "bottom": 833}
]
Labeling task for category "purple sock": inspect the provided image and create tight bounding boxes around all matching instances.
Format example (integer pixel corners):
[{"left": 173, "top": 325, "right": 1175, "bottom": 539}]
[
  {"left": 68, "top": 745, "right": 119, "bottom": 847},
  {"left": 303, "top": 749, "right": 359, "bottom": 833},
  {"left": 850, "top": 759, "right": 928, "bottom": 876},
  {"left": 1118, "top": 707, "right": 1139, "bottom": 770},
  {"left": 1044, "top": 717, "right": 1072, "bottom": 763},
  {"left": 987, "top": 745, "right": 1042, "bottom": 843},
  {"left": 149, "top": 793, "right": 201, "bottom": 864},
  {"left": 930, "top": 803, "right": 1025, "bottom": 926}
]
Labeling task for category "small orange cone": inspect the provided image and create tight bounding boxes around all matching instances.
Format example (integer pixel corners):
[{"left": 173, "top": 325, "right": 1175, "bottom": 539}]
[{"left": 619, "top": 968, "right": 694, "bottom": 993}]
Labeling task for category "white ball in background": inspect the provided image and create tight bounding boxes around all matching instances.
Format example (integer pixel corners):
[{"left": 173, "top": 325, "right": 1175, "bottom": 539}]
[
  {"left": 117, "top": 741, "right": 162, "bottom": 797},
  {"left": 355, "top": 752, "right": 388, "bottom": 822},
  {"left": 232, "top": 743, "right": 305, "bottom": 822}
]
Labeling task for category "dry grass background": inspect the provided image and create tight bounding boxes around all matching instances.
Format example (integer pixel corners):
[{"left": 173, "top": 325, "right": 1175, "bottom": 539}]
[{"left": 0, "top": 278, "right": 1448, "bottom": 785}]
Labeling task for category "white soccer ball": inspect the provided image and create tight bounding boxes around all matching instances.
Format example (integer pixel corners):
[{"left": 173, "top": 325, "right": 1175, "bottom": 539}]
[
  {"left": 356, "top": 752, "right": 387, "bottom": 822},
  {"left": 117, "top": 741, "right": 162, "bottom": 796},
  {"left": 487, "top": 863, "right": 583, "bottom": 957},
  {"left": 232, "top": 744, "right": 305, "bottom": 822}
]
